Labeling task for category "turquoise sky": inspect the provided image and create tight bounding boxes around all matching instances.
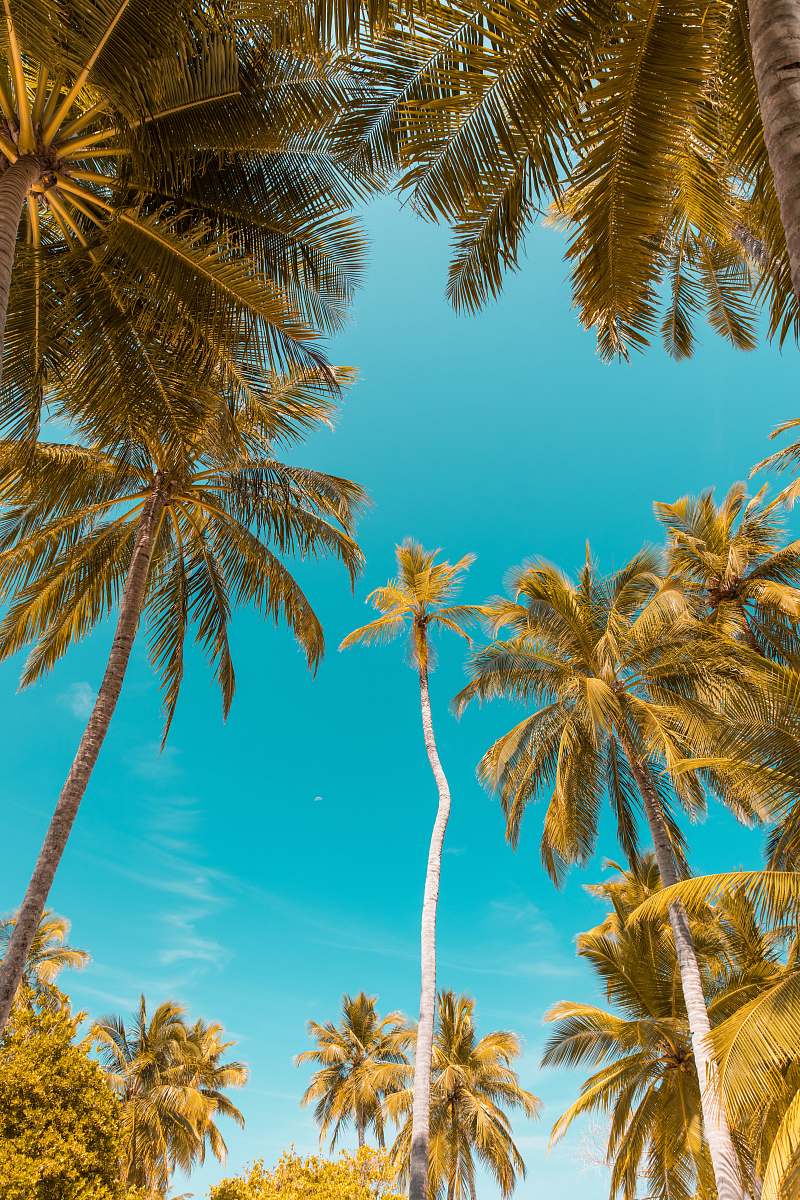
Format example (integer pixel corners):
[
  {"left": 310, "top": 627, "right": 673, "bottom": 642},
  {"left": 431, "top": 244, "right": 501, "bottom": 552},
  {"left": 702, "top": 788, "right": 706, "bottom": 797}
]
[{"left": 3, "top": 196, "right": 798, "bottom": 1198}]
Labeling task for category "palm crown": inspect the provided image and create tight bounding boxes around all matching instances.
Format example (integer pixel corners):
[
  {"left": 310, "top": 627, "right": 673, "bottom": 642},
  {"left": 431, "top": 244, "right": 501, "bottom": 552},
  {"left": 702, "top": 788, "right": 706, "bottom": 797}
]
[
  {"left": 0, "top": 379, "right": 365, "bottom": 738},
  {"left": 296, "top": 991, "right": 412, "bottom": 1148},
  {"left": 94, "top": 996, "right": 247, "bottom": 1192},
  {"left": 331, "top": 0, "right": 788, "bottom": 359},
  {"left": 387, "top": 990, "right": 540, "bottom": 1200},
  {"left": 339, "top": 539, "right": 478, "bottom": 670},
  {"left": 0, "top": 0, "right": 368, "bottom": 438},
  {"left": 457, "top": 548, "right": 759, "bottom": 882},
  {"left": 655, "top": 482, "right": 800, "bottom": 663},
  {"left": 0, "top": 908, "right": 87, "bottom": 1008},
  {"left": 544, "top": 856, "right": 779, "bottom": 1199},
  {"left": 632, "top": 869, "right": 800, "bottom": 1200}
]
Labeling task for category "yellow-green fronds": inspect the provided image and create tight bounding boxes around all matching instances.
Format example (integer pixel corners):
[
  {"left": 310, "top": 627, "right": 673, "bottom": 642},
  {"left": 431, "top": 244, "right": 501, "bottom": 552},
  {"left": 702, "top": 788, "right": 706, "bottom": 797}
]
[{"left": 339, "top": 539, "right": 478, "bottom": 672}]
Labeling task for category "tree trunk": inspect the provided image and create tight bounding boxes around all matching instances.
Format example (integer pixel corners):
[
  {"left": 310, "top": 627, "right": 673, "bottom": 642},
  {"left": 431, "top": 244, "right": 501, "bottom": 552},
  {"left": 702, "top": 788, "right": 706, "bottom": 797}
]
[
  {"left": 749, "top": 0, "right": 800, "bottom": 298},
  {"left": 623, "top": 743, "right": 746, "bottom": 1200},
  {"left": 409, "top": 660, "right": 452, "bottom": 1200},
  {"left": 357, "top": 1115, "right": 365, "bottom": 1149},
  {"left": 0, "top": 156, "right": 40, "bottom": 381},
  {"left": 0, "top": 489, "right": 164, "bottom": 1034}
]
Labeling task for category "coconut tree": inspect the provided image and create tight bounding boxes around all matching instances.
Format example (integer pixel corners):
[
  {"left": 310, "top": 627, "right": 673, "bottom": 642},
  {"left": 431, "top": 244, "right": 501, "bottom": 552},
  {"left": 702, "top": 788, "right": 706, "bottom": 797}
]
[
  {"left": 297, "top": 991, "right": 412, "bottom": 1149},
  {"left": 0, "top": 0, "right": 369, "bottom": 438},
  {"left": 94, "top": 996, "right": 247, "bottom": 1193},
  {"left": 0, "top": 908, "right": 87, "bottom": 1011},
  {"left": 543, "top": 856, "right": 783, "bottom": 1199},
  {"left": 340, "top": 542, "right": 479, "bottom": 1200},
  {"left": 457, "top": 548, "right": 766, "bottom": 1200},
  {"left": 632, "top": 869, "right": 800, "bottom": 1200},
  {"left": 655, "top": 481, "right": 800, "bottom": 663},
  {"left": 0, "top": 373, "right": 365, "bottom": 1034},
  {"left": 387, "top": 990, "right": 540, "bottom": 1200},
  {"left": 331, "top": 0, "right": 800, "bottom": 357}
]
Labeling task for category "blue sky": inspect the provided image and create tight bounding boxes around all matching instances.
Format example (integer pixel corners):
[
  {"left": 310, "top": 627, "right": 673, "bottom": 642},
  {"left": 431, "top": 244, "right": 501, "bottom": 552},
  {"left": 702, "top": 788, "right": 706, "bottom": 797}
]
[{"left": 3, "top": 196, "right": 798, "bottom": 1198}]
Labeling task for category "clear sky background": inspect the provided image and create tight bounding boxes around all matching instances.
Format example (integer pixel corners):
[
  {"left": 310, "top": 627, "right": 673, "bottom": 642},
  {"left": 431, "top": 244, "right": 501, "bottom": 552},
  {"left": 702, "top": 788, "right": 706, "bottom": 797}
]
[{"left": 3, "top": 196, "right": 799, "bottom": 1198}]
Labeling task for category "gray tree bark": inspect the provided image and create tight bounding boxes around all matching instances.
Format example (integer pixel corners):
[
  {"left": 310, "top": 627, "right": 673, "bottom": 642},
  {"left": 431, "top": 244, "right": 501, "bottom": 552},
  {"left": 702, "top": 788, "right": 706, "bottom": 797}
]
[
  {"left": 622, "top": 740, "right": 746, "bottom": 1200},
  {"left": 409, "top": 659, "right": 452, "bottom": 1200},
  {"left": 0, "top": 156, "right": 40, "bottom": 380},
  {"left": 0, "top": 489, "right": 164, "bottom": 1033},
  {"left": 749, "top": 0, "right": 800, "bottom": 298}
]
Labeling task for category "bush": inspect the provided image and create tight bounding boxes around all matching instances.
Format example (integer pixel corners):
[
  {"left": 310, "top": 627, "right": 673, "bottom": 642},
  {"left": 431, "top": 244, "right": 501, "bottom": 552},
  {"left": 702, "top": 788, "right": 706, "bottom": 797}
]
[
  {"left": 0, "top": 1004, "right": 123, "bottom": 1199},
  {"left": 210, "top": 1149, "right": 402, "bottom": 1200}
]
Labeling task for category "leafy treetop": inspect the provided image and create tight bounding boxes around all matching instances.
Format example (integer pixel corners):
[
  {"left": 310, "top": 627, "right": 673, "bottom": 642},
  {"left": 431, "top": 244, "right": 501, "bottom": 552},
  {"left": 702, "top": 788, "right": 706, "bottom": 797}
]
[{"left": 210, "top": 1149, "right": 403, "bottom": 1200}]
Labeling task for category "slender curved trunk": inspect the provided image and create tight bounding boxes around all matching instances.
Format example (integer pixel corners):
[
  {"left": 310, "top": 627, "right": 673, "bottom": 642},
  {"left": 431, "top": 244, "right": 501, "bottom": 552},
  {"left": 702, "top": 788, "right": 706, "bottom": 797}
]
[
  {"left": 620, "top": 737, "right": 746, "bottom": 1200},
  {"left": 356, "top": 1115, "right": 365, "bottom": 1149},
  {"left": 749, "top": 0, "right": 800, "bottom": 298},
  {"left": 0, "top": 489, "right": 164, "bottom": 1034},
  {"left": 409, "top": 660, "right": 452, "bottom": 1200},
  {"left": 0, "top": 156, "right": 40, "bottom": 379}
]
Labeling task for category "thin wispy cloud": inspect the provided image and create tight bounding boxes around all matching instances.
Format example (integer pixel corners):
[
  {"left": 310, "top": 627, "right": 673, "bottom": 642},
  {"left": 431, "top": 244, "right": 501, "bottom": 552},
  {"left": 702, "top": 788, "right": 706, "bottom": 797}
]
[
  {"left": 127, "top": 742, "right": 183, "bottom": 782},
  {"left": 159, "top": 912, "right": 229, "bottom": 967},
  {"left": 58, "top": 681, "right": 95, "bottom": 720}
]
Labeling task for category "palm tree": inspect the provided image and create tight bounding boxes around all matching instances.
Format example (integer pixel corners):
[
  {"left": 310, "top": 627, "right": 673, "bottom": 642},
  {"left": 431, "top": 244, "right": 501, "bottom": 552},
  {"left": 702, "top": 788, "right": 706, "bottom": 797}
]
[
  {"left": 340, "top": 541, "right": 479, "bottom": 1200},
  {"left": 0, "top": 0, "right": 367, "bottom": 434},
  {"left": 458, "top": 548, "right": 762, "bottom": 1200},
  {"left": 0, "top": 376, "right": 365, "bottom": 1034},
  {"left": 543, "top": 856, "right": 769, "bottom": 1199},
  {"left": 0, "top": 908, "right": 87, "bottom": 1010},
  {"left": 632, "top": 869, "right": 800, "bottom": 1200},
  {"left": 94, "top": 996, "right": 247, "bottom": 1193},
  {"left": 388, "top": 990, "right": 540, "bottom": 1200},
  {"left": 333, "top": 0, "right": 800, "bottom": 358},
  {"left": 296, "top": 991, "right": 412, "bottom": 1148},
  {"left": 655, "top": 481, "right": 800, "bottom": 662}
]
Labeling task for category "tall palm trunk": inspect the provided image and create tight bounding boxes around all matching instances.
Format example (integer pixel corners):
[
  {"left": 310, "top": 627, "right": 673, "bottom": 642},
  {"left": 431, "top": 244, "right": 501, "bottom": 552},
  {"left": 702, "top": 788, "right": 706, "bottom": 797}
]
[
  {"left": 0, "top": 156, "right": 40, "bottom": 378},
  {"left": 749, "top": 0, "right": 800, "bottom": 298},
  {"left": 0, "top": 489, "right": 164, "bottom": 1034},
  {"left": 620, "top": 737, "right": 745, "bottom": 1200},
  {"left": 409, "top": 658, "right": 452, "bottom": 1200}
]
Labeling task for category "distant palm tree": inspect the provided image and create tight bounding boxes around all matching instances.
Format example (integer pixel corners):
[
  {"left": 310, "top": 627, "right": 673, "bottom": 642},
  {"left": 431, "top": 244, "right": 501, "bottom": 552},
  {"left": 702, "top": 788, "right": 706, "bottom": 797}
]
[
  {"left": 655, "top": 481, "right": 800, "bottom": 662},
  {"left": 296, "top": 992, "right": 412, "bottom": 1148},
  {"left": 0, "top": 908, "right": 87, "bottom": 1010},
  {"left": 459, "top": 548, "right": 762, "bottom": 1200},
  {"left": 0, "top": 376, "right": 365, "bottom": 1034},
  {"left": 94, "top": 996, "right": 247, "bottom": 1194},
  {"left": 340, "top": 541, "right": 479, "bottom": 1200},
  {"left": 388, "top": 990, "right": 540, "bottom": 1200}
]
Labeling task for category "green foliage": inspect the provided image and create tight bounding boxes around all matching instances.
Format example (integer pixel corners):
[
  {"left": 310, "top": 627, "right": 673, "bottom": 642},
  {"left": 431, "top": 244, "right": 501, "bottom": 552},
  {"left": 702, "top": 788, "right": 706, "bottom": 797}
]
[
  {"left": 0, "top": 1003, "right": 123, "bottom": 1200},
  {"left": 209, "top": 1149, "right": 402, "bottom": 1200}
]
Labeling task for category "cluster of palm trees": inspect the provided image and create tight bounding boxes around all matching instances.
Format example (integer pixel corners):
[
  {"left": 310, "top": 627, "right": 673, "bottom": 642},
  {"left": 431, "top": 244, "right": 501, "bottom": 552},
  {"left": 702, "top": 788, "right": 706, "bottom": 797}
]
[
  {"left": 340, "top": 420, "right": 800, "bottom": 1200},
  {"left": 2, "top": 910, "right": 247, "bottom": 1197},
  {"left": 297, "top": 990, "right": 538, "bottom": 1200},
  {"left": 543, "top": 855, "right": 800, "bottom": 1200},
  {"left": 1, "top": 1, "right": 800, "bottom": 1198}
]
